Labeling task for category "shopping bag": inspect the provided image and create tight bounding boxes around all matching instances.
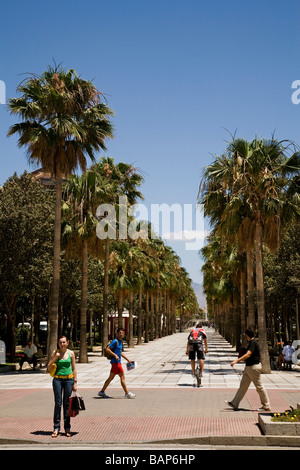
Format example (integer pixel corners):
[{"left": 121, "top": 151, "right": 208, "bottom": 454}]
[
  {"left": 68, "top": 395, "right": 79, "bottom": 418},
  {"left": 71, "top": 391, "right": 86, "bottom": 411}
]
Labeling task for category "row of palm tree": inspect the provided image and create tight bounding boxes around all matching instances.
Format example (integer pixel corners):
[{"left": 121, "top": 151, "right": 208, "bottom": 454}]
[
  {"left": 7, "top": 64, "right": 199, "bottom": 361},
  {"left": 198, "top": 136, "right": 300, "bottom": 373},
  {"left": 62, "top": 159, "right": 200, "bottom": 360}
]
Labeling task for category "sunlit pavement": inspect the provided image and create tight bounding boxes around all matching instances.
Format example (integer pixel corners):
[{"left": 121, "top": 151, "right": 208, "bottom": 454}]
[{"left": 1, "top": 329, "right": 300, "bottom": 448}]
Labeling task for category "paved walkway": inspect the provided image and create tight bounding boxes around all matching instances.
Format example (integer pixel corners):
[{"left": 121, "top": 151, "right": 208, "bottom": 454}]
[{"left": 1, "top": 328, "right": 300, "bottom": 448}]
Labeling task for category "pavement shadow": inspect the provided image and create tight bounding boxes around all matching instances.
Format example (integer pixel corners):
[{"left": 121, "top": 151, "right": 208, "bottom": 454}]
[{"left": 31, "top": 430, "right": 79, "bottom": 437}]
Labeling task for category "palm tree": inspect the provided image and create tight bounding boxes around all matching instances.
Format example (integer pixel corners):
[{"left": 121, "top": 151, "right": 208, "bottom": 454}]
[
  {"left": 91, "top": 157, "right": 144, "bottom": 353},
  {"left": 200, "top": 136, "right": 300, "bottom": 373},
  {"left": 8, "top": 64, "right": 114, "bottom": 357},
  {"left": 62, "top": 170, "right": 106, "bottom": 362}
]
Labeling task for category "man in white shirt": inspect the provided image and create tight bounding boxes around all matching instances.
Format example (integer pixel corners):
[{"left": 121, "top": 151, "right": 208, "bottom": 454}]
[
  {"left": 282, "top": 341, "right": 294, "bottom": 370},
  {"left": 19, "top": 340, "right": 38, "bottom": 370}
]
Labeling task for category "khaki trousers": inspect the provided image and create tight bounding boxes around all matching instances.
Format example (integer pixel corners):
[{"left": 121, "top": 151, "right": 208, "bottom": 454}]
[{"left": 231, "top": 363, "right": 270, "bottom": 408}]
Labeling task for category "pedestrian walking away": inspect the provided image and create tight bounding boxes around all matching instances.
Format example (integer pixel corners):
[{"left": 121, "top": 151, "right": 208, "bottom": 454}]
[
  {"left": 47, "top": 335, "right": 78, "bottom": 438},
  {"left": 225, "top": 327, "right": 271, "bottom": 411},
  {"left": 98, "top": 328, "right": 136, "bottom": 399},
  {"left": 186, "top": 322, "right": 208, "bottom": 378}
]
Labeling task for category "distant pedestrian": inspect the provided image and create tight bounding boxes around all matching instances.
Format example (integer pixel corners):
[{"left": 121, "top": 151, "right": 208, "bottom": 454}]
[
  {"left": 186, "top": 322, "right": 208, "bottom": 377},
  {"left": 47, "top": 335, "right": 77, "bottom": 437},
  {"left": 225, "top": 328, "right": 271, "bottom": 411},
  {"left": 19, "top": 340, "right": 38, "bottom": 371},
  {"left": 282, "top": 341, "right": 294, "bottom": 370},
  {"left": 98, "top": 328, "right": 136, "bottom": 399}
]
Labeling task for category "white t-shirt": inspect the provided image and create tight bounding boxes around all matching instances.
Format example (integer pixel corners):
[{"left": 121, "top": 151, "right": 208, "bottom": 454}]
[{"left": 24, "top": 344, "right": 37, "bottom": 358}]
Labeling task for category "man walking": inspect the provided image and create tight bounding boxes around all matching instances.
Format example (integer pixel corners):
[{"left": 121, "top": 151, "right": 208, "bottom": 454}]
[
  {"left": 98, "top": 328, "right": 136, "bottom": 399},
  {"left": 226, "top": 328, "right": 271, "bottom": 411},
  {"left": 186, "top": 323, "right": 208, "bottom": 377}
]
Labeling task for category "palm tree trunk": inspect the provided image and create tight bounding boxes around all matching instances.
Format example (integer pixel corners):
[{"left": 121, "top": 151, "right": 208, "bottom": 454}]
[
  {"left": 128, "top": 291, "right": 134, "bottom": 348},
  {"left": 150, "top": 292, "right": 154, "bottom": 340},
  {"left": 296, "top": 298, "right": 300, "bottom": 340},
  {"left": 102, "top": 238, "right": 110, "bottom": 355},
  {"left": 240, "top": 270, "right": 247, "bottom": 347},
  {"left": 79, "top": 239, "right": 88, "bottom": 362},
  {"left": 246, "top": 248, "right": 255, "bottom": 329},
  {"left": 145, "top": 291, "right": 149, "bottom": 343},
  {"left": 48, "top": 174, "right": 62, "bottom": 359},
  {"left": 117, "top": 290, "right": 123, "bottom": 329},
  {"left": 254, "top": 222, "right": 271, "bottom": 374},
  {"left": 137, "top": 289, "right": 143, "bottom": 345}
]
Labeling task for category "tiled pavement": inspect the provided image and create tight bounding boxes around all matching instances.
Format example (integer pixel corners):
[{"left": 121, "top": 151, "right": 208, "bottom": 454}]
[{"left": 1, "top": 329, "right": 300, "bottom": 447}]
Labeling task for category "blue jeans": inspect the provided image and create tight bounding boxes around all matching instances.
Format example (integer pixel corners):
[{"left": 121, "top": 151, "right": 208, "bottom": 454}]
[{"left": 52, "top": 377, "right": 74, "bottom": 432}]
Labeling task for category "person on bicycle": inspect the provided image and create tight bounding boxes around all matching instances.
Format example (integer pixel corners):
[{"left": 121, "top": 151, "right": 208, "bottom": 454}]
[{"left": 186, "top": 323, "right": 208, "bottom": 377}]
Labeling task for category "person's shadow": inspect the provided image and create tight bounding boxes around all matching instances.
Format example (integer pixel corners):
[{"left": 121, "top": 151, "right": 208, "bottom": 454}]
[{"left": 31, "top": 430, "right": 79, "bottom": 436}]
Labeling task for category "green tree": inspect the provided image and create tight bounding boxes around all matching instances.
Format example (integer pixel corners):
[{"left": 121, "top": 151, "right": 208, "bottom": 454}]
[
  {"left": 8, "top": 65, "right": 114, "bottom": 357},
  {"left": 0, "top": 172, "right": 54, "bottom": 359}
]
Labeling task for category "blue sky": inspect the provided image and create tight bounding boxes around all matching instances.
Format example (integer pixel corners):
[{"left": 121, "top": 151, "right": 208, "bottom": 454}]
[{"left": 0, "top": 0, "right": 300, "bottom": 285}]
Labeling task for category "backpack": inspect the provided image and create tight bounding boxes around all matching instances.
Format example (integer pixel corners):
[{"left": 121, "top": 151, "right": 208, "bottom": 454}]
[
  {"left": 188, "top": 328, "right": 204, "bottom": 344},
  {"left": 104, "top": 339, "right": 120, "bottom": 360}
]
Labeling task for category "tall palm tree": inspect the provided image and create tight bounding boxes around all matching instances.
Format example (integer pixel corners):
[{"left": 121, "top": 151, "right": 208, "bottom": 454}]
[
  {"left": 62, "top": 170, "right": 107, "bottom": 362},
  {"left": 91, "top": 157, "right": 144, "bottom": 353},
  {"left": 200, "top": 136, "right": 300, "bottom": 373},
  {"left": 8, "top": 65, "right": 114, "bottom": 357}
]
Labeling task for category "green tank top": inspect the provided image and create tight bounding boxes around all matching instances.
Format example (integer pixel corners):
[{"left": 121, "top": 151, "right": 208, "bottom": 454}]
[{"left": 56, "top": 350, "right": 73, "bottom": 376}]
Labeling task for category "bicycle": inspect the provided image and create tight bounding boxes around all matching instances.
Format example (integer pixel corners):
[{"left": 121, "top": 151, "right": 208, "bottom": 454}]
[{"left": 195, "top": 365, "right": 201, "bottom": 387}]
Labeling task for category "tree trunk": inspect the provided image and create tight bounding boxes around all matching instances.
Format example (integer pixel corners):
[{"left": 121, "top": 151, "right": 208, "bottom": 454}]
[
  {"left": 79, "top": 239, "right": 88, "bottom": 363},
  {"left": 128, "top": 291, "right": 134, "bottom": 348},
  {"left": 246, "top": 248, "right": 255, "bottom": 329},
  {"left": 102, "top": 238, "right": 110, "bottom": 355},
  {"left": 48, "top": 174, "right": 62, "bottom": 359},
  {"left": 117, "top": 290, "right": 123, "bottom": 329},
  {"left": 137, "top": 289, "right": 143, "bottom": 345},
  {"left": 240, "top": 270, "right": 247, "bottom": 347},
  {"left": 144, "top": 291, "right": 149, "bottom": 343},
  {"left": 254, "top": 222, "right": 271, "bottom": 374},
  {"left": 6, "top": 295, "right": 17, "bottom": 362},
  {"left": 150, "top": 292, "right": 154, "bottom": 340},
  {"left": 296, "top": 298, "right": 300, "bottom": 340}
]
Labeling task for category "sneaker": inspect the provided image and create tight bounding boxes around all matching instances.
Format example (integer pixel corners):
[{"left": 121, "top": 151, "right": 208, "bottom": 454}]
[
  {"left": 257, "top": 405, "right": 271, "bottom": 411},
  {"left": 225, "top": 400, "right": 238, "bottom": 411},
  {"left": 98, "top": 391, "right": 109, "bottom": 398},
  {"left": 125, "top": 392, "right": 136, "bottom": 399}
]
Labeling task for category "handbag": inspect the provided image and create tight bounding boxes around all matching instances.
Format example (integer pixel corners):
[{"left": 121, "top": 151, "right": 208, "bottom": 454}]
[
  {"left": 49, "top": 363, "right": 57, "bottom": 377},
  {"left": 48, "top": 350, "right": 59, "bottom": 377},
  {"left": 69, "top": 391, "right": 86, "bottom": 414},
  {"left": 68, "top": 393, "right": 79, "bottom": 418}
]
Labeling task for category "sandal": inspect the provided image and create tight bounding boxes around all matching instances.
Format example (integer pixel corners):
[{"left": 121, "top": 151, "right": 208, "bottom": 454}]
[
  {"left": 65, "top": 432, "right": 72, "bottom": 437},
  {"left": 52, "top": 431, "right": 59, "bottom": 438}
]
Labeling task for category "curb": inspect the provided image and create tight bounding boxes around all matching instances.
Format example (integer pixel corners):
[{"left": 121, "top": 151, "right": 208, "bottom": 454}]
[{"left": 1, "top": 435, "right": 300, "bottom": 448}]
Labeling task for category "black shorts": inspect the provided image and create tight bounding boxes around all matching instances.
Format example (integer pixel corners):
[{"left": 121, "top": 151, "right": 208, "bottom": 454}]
[{"left": 188, "top": 343, "right": 205, "bottom": 360}]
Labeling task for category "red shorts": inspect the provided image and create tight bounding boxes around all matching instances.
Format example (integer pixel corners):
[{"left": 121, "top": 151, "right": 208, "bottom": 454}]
[{"left": 111, "top": 362, "right": 124, "bottom": 375}]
